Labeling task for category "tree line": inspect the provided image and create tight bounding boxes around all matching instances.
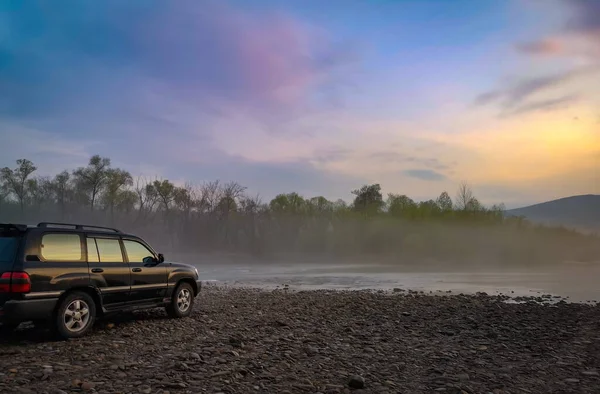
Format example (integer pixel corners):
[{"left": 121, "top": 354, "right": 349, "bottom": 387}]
[{"left": 1, "top": 156, "right": 597, "bottom": 265}]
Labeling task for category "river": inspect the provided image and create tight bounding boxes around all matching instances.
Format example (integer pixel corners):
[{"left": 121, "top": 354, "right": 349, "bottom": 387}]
[{"left": 172, "top": 253, "right": 600, "bottom": 303}]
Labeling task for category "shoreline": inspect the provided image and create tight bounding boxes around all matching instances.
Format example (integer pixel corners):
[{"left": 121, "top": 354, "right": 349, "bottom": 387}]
[{"left": 200, "top": 279, "right": 599, "bottom": 305}]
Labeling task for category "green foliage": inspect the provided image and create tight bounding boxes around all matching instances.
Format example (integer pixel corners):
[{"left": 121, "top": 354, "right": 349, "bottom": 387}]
[
  {"left": 387, "top": 194, "right": 417, "bottom": 218},
  {"left": 352, "top": 184, "right": 384, "bottom": 215},
  {"left": 436, "top": 191, "right": 453, "bottom": 211},
  {"left": 102, "top": 168, "right": 133, "bottom": 216},
  {"left": 269, "top": 192, "right": 306, "bottom": 215},
  {"left": 0, "top": 157, "right": 598, "bottom": 265},
  {"left": 308, "top": 196, "right": 333, "bottom": 215}
]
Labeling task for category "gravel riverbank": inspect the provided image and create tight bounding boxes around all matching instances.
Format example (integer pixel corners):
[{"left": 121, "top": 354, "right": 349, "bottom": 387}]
[{"left": 1, "top": 286, "right": 600, "bottom": 394}]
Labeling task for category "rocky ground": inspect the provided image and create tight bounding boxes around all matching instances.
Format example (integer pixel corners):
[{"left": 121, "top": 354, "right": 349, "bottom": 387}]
[{"left": 1, "top": 286, "right": 600, "bottom": 394}]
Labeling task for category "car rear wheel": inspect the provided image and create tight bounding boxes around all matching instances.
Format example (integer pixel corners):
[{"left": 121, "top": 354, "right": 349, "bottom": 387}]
[
  {"left": 166, "top": 282, "right": 195, "bottom": 318},
  {"left": 54, "top": 291, "right": 96, "bottom": 339}
]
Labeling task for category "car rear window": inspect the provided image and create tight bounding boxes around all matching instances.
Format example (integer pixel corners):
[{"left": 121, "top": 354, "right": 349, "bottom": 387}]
[
  {"left": 0, "top": 237, "right": 19, "bottom": 269},
  {"left": 40, "top": 233, "right": 83, "bottom": 261}
]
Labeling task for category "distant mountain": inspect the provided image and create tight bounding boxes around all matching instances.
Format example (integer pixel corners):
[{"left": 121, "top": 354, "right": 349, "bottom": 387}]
[{"left": 505, "top": 194, "right": 600, "bottom": 232}]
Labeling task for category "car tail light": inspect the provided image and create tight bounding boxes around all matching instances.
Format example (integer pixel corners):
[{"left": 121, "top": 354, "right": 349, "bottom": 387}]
[
  {"left": 0, "top": 273, "right": 8, "bottom": 293},
  {"left": 0, "top": 272, "right": 31, "bottom": 293}
]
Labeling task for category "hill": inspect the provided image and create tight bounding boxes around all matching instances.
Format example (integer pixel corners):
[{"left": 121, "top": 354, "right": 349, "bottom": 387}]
[{"left": 505, "top": 194, "right": 600, "bottom": 232}]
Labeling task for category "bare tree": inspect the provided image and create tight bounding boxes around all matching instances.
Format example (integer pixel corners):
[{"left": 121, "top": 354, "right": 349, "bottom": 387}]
[
  {"left": 219, "top": 181, "right": 246, "bottom": 216},
  {"left": 153, "top": 179, "right": 176, "bottom": 213},
  {"left": 102, "top": 168, "right": 133, "bottom": 221},
  {"left": 134, "top": 176, "right": 159, "bottom": 223},
  {"left": 52, "top": 171, "right": 71, "bottom": 219},
  {"left": 72, "top": 155, "right": 111, "bottom": 211},
  {"left": 116, "top": 190, "right": 137, "bottom": 215},
  {"left": 199, "top": 180, "right": 223, "bottom": 214},
  {"left": 27, "top": 176, "right": 53, "bottom": 210},
  {"left": 0, "top": 180, "right": 10, "bottom": 215},
  {"left": 455, "top": 181, "right": 474, "bottom": 211},
  {"left": 239, "top": 193, "right": 263, "bottom": 215},
  {"left": 174, "top": 182, "right": 197, "bottom": 219},
  {"left": 0, "top": 159, "right": 37, "bottom": 214}
]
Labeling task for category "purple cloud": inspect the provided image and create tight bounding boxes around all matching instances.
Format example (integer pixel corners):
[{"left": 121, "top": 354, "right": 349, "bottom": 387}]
[
  {"left": 474, "top": 66, "right": 598, "bottom": 116},
  {"left": 564, "top": 0, "right": 600, "bottom": 37},
  {"left": 515, "top": 0, "right": 600, "bottom": 58},
  {"left": 501, "top": 94, "right": 580, "bottom": 117},
  {"left": 515, "top": 39, "right": 564, "bottom": 56},
  {"left": 0, "top": 0, "right": 359, "bottom": 125},
  {"left": 130, "top": 1, "right": 357, "bottom": 117}
]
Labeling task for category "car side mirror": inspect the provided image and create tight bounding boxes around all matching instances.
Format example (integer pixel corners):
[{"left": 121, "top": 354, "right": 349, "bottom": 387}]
[{"left": 157, "top": 253, "right": 165, "bottom": 263}]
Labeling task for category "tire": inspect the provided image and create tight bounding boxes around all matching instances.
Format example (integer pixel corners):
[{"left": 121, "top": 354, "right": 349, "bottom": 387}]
[
  {"left": 54, "top": 291, "right": 96, "bottom": 339},
  {"left": 166, "top": 282, "right": 195, "bottom": 318}
]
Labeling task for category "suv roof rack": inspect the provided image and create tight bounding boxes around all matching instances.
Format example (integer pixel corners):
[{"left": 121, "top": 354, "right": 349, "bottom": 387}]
[
  {"left": 0, "top": 223, "right": 28, "bottom": 232},
  {"left": 37, "top": 222, "right": 122, "bottom": 233}
]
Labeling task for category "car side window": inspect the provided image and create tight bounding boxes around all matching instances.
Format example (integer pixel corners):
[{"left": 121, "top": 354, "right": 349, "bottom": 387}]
[
  {"left": 87, "top": 238, "right": 100, "bottom": 262},
  {"left": 123, "top": 240, "right": 155, "bottom": 263},
  {"left": 40, "top": 233, "right": 83, "bottom": 261},
  {"left": 94, "top": 238, "right": 124, "bottom": 262}
]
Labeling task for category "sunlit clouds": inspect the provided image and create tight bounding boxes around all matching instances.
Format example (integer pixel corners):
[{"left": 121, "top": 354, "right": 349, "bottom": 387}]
[{"left": 0, "top": 0, "right": 598, "bottom": 208}]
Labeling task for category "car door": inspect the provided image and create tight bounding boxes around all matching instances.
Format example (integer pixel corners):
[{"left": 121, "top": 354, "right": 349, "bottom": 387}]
[
  {"left": 87, "top": 236, "right": 131, "bottom": 307},
  {"left": 122, "top": 238, "right": 168, "bottom": 304}
]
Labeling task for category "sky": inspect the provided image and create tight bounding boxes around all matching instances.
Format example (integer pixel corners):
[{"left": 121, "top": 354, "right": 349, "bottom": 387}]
[{"left": 0, "top": 0, "right": 598, "bottom": 208}]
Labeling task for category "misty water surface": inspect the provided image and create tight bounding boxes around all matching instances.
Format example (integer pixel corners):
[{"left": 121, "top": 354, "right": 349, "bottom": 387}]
[{"left": 170, "top": 254, "right": 600, "bottom": 303}]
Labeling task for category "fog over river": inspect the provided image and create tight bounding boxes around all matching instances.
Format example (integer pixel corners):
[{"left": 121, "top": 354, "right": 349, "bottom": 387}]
[{"left": 171, "top": 254, "right": 600, "bottom": 304}]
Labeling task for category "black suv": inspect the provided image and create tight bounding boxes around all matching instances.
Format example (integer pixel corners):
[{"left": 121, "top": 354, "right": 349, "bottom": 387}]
[{"left": 0, "top": 222, "right": 201, "bottom": 339}]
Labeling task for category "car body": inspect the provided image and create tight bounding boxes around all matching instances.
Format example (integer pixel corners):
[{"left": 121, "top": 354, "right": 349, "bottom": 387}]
[{"left": 0, "top": 222, "right": 201, "bottom": 338}]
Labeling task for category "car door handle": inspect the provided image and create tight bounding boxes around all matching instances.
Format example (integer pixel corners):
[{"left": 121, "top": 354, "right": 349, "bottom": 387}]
[
  {"left": 132, "top": 268, "right": 142, "bottom": 272},
  {"left": 91, "top": 268, "right": 104, "bottom": 273}
]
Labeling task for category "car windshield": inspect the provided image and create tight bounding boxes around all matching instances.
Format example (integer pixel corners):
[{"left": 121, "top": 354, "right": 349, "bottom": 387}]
[{"left": 0, "top": 237, "right": 18, "bottom": 263}]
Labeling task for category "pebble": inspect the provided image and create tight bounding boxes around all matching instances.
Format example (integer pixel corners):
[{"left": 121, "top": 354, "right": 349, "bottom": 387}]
[
  {"left": 581, "top": 370, "right": 599, "bottom": 376},
  {"left": 348, "top": 375, "right": 365, "bottom": 389},
  {"left": 0, "top": 286, "right": 599, "bottom": 393}
]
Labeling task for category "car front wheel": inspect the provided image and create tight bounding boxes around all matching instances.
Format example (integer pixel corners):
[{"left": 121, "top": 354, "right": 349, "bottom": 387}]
[
  {"left": 166, "top": 282, "right": 195, "bottom": 318},
  {"left": 54, "top": 291, "right": 96, "bottom": 339}
]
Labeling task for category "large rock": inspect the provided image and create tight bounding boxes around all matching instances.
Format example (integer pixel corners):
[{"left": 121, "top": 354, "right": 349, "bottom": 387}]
[{"left": 348, "top": 375, "right": 365, "bottom": 389}]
